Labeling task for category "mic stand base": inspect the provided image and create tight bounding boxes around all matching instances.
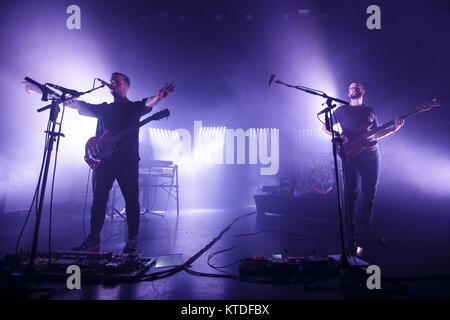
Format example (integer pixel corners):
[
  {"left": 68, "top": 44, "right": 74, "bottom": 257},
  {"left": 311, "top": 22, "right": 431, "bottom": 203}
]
[{"left": 303, "top": 254, "right": 409, "bottom": 293}]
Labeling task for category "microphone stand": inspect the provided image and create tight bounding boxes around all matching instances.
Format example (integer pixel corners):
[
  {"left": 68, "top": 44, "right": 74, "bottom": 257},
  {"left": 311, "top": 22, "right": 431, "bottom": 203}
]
[
  {"left": 22, "top": 77, "right": 105, "bottom": 279},
  {"left": 269, "top": 75, "right": 408, "bottom": 291},
  {"left": 271, "top": 75, "right": 350, "bottom": 261},
  {"left": 24, "top": 99, "right": 61, "bottom": 279}
]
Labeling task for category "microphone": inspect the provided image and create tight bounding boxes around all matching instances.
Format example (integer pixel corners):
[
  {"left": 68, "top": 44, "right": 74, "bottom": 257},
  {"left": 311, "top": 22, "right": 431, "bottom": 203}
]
[
  {"left": 46, "top": 83, "right": 81, "bottom": 97},
  {"left": 24, "top": 77, "right": 59, "bottom": 101},
  {"left": 268, "top": 74, "right": 276, "bottom": 87},
  {"left": 96, "top": 78, "right": 114, "bottom": 90}
]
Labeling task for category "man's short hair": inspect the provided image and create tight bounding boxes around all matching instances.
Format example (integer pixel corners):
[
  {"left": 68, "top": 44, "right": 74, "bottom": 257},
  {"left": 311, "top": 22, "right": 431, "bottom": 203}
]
[
  {"left": 112, "top": 72, "right": 130, "bottom": 86},
  {"left": 349, "top": 82, "right": 364, "bottom": 89}
]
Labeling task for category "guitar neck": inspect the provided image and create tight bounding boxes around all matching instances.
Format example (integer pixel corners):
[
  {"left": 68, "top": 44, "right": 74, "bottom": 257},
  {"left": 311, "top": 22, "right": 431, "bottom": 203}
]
[
  {"left": 364, "top": 110, "right": 417, "bottom": 139},
  {"left": 109, "top": 110, "right": 168, "bottom": 144},
  {"left": 110, "top": 126, "right": 139, "bottom": 144},
  {"left": 109, "top": 118, "right": 152, "bottom": 144}
]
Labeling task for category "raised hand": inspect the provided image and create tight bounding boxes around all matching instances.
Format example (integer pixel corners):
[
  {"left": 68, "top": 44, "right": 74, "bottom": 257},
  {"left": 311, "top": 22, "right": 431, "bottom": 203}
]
[
  {"left": 393, "top": 117, "right": 405, "bottom": 131},
  {"left": 157, "top": 83, "right": 175, "bottom": 99}
]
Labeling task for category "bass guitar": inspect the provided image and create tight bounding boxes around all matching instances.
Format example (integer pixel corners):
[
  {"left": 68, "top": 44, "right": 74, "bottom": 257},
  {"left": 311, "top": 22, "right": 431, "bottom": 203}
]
[
  {"left": 84, "top": 109, "right": 170, "bottom": 169},
  {"left": 338, "top": 99, "right": 440, "bottom": 160}
]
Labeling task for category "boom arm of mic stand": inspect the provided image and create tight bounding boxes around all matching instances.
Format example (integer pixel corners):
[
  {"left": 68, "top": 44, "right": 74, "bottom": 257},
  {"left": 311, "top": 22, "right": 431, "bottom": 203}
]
[
  {"left": 36, "top": 84, "right": 105, "bottom": 113},
  {"left": 24, "top": 77, "right": 60, "bottom": 102},
  {"left": 271, "top": 78, "right": 349, "bottom": 108},
  {"left": 273, "top": 79, "right": 326, "bottom": 96}
]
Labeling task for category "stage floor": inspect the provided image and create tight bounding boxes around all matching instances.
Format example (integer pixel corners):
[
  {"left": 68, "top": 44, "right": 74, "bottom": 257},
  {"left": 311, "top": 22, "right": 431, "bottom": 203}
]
[{"left": 1, "top": 191, "right": 450, "bottom": 300}]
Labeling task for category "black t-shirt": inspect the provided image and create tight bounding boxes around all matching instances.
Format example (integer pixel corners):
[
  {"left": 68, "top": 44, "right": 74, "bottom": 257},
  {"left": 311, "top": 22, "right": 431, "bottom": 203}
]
[
  {"left": 333, "top": 104, "right": 379, "bottom": 150},
  {"left": 78, "top": 99, "right": 152, "bottom": 162}
]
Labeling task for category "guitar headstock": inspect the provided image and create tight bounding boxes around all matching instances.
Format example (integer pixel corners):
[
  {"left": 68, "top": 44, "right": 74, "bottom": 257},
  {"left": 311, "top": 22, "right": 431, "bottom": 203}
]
[
  {"left": 150, "top": 108, "right": 170, "bottom": 121},
  {"left": 416, "top": 99, "right": 440, "bottom": 112}
]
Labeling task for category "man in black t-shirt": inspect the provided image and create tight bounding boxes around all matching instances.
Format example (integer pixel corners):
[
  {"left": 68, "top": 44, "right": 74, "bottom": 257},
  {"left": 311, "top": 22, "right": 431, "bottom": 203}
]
[
  {"left": 324, "top": 82, "right": 404, "bottom": 254},
  {"left": 68, "top": 72, "right": 175, "bottom": 253}
]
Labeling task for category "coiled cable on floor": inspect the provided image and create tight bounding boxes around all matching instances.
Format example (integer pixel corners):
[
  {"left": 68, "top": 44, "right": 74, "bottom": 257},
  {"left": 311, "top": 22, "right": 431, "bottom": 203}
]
[{"left": 139, "top": 211, "right": 257, "bottom": 282}]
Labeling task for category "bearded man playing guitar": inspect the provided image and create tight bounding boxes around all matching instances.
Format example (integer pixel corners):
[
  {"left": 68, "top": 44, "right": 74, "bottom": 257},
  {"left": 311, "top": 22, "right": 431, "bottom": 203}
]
[
  {"left": 324, "top": 82, "right": 404, "bottom": 254},
  {"left": 67, "top": 72, "right": 175, "bottom": 253}
]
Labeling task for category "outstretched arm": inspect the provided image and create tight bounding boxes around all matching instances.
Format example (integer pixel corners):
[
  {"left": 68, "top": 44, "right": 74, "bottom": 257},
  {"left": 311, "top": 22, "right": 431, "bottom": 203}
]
[
  {"left": 145, "top": 83, "right": 175, "bottom": 108},
  {"left": 64, "top": 99, "right": 82, "bottom": 110},
  {"left": 65, "top": 99, "right": 103, "bottom": 118}
]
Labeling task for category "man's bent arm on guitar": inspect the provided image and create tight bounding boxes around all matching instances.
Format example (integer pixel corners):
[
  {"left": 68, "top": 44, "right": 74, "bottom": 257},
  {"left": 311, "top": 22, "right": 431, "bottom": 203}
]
[
  {"left": 373, "top": 117, "right": 404, "bottom": 139},
  {"left": 321, "top": 116, "right": 404, "bottom": 142}
]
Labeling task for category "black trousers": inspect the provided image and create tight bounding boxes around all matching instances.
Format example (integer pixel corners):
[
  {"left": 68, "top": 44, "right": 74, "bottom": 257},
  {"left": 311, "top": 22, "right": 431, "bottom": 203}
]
[
  {"left": 90, "top": 157, "right": 140, "bottom": 238},
  {"left": 343, "top": 148, "right": 380, "bottom": 244}
]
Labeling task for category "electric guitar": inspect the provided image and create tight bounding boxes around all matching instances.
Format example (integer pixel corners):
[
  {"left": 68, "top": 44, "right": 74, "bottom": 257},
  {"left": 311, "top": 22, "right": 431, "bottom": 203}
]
[
  {"left": 84, "top": 109, "right": 170, "bottom": 169},
  {"left": 338, "top": 99, "right": 440, "bottom": 160}
]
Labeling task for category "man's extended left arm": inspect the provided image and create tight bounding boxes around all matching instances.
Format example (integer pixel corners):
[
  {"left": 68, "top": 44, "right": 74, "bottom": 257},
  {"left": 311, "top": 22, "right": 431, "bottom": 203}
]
[{"left": 145, "top": 83, "right": 175, "bottom": 108}]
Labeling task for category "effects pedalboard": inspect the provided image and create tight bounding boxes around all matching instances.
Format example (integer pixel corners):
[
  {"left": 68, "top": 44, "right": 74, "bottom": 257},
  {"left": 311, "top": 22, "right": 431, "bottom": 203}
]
[
  {"left": 239, "top": 254, "right": 337, "bottom": 279},
  {"left": 1, "top": 249, "right": 156, "bottom": 282}
]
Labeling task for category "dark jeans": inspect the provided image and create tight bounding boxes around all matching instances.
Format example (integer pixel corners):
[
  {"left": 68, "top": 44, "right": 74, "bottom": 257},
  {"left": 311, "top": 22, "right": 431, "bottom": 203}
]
[
  {"left": 343, "top": 148, "right": 380, "bottom": 244},
  {"left": 90, "top": 157, "right": 140, "bottom": 238}
]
